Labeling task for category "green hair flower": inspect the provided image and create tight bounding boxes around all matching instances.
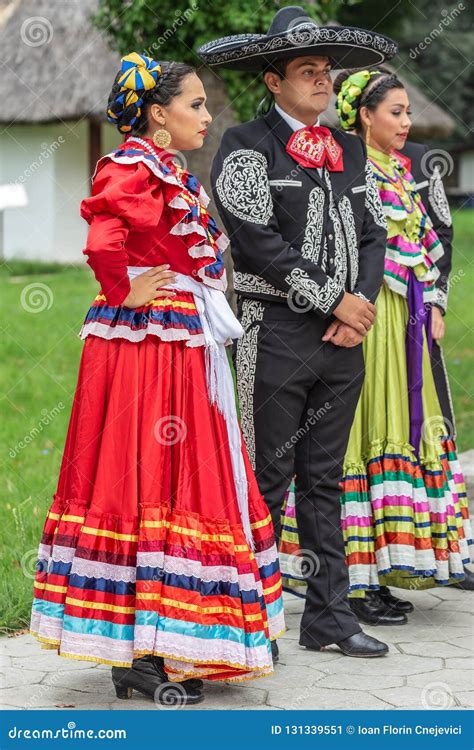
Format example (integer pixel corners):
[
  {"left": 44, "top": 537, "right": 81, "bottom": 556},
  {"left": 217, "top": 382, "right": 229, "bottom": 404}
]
[{"left": 336, "top": 70, "right": 382, "bottom": 131}]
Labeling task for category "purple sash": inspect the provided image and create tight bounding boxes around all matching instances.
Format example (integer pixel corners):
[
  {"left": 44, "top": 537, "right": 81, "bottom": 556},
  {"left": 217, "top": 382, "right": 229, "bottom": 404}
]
[{"left": 406, "top": 271, "right": 432, "bottom": 457}]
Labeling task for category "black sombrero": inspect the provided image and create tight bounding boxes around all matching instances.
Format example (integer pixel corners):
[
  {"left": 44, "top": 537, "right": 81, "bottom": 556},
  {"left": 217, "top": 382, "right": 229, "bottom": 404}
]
[{"left": 197, "top": 6, "right": 398, "bottom": 71}]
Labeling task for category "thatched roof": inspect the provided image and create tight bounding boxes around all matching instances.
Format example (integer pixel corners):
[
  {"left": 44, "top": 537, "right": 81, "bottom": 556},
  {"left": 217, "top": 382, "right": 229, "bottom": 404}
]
[
  {"left": 321, "top": 64, "right": 455, "bottom": 139},
  {"left": 0, "top": 0, "right": 456, "bottom": 139},
  {"left": 0, "top": 0, "right": 119, "bottom": 123}
]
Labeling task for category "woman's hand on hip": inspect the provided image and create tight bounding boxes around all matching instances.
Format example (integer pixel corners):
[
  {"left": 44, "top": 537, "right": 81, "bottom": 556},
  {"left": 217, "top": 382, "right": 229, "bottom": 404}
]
[{"left": 122, "top": 265, "right": 177, "bottom": 308}]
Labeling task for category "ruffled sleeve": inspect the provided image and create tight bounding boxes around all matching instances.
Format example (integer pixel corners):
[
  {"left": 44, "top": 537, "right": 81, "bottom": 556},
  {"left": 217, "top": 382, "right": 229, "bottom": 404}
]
[{"left": 80, "top": 160, "right": 164, "bottom": 306}]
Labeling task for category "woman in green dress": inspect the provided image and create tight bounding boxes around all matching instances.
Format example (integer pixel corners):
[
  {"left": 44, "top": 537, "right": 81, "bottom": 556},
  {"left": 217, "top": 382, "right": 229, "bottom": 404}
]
[{"left": 279, "top": 69, "right": 473, "bottom": 624}]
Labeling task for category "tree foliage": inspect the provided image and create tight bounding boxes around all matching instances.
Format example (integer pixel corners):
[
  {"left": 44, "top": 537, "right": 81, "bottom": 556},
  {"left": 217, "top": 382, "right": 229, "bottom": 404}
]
[
  {"left": 94, "top": 0, "right": 472, "bottom": 135},
  {"left": 93, "top": 0, "right": 355, "bottom": 122},
  {"left": 395, "top": 0, "right": 474, "bottom": 143}
]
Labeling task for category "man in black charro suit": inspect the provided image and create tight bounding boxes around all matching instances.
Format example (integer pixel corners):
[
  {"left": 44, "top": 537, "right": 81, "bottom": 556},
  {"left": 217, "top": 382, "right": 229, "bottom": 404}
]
[{"left": 199, "top": 6, "right": 398, "bottom": 657}]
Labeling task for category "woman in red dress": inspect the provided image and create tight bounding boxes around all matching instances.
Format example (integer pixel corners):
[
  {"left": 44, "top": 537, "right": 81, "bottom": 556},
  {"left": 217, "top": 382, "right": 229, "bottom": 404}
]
[{"left": 29, "top": 53, "right": 285, "bottom": 706}]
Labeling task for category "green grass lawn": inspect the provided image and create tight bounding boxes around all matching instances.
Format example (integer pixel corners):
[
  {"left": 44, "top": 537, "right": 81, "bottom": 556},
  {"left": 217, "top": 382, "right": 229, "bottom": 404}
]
[
  {"left": 1, "top": 211, "right": 473, "bottom": 633},
  {"left": 1, "top": 262, "right": 97, "bottom": 634},
  {"left": 440, "top": 210, "right": 474, "bottom": 448}
]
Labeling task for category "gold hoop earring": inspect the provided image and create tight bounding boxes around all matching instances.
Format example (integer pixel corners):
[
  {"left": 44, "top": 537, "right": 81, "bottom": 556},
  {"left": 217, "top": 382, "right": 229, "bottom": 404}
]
[
  {"left": 153, "top": 128, "right": 171, "bottom": 149},
  {"left": 365, "top": 124, "right": 371, "bottom": 147}
]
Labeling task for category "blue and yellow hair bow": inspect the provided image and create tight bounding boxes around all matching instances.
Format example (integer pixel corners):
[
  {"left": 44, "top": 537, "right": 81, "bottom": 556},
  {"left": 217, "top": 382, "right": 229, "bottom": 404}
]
[{"left": 107, "top": 53, "right": 162, "bottom": 133}]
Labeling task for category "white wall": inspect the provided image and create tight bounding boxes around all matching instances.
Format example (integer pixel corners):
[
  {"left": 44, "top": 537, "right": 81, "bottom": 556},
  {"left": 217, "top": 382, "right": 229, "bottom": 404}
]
[
  {"left": 0, "top": 120, "right": 121, "bottom": 263},
  {"left": 53, "top": 120, "right": 91, "bottom": 262},
  {"left": 459, "top": 151, "right": 474, "bottom": 192},
  {"left": 0, "top": 123, "right": 56, "bottom": 260}
]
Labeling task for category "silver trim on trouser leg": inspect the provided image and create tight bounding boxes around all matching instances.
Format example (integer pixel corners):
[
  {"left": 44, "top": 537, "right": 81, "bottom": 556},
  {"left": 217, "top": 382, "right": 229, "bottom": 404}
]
[{"left": 236, "top": 299, "right": 265, "bottom": 470}]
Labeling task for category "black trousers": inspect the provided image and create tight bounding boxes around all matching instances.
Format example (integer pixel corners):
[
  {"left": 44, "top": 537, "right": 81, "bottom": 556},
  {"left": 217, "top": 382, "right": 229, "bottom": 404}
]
[{"left": 234, "top": 298, "right": 364, "bottom": 648}]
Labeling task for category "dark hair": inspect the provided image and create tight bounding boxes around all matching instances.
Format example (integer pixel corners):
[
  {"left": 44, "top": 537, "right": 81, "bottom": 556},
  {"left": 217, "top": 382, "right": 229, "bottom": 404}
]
[
  {"left": 107, "top": 60, "right": 196, "bottom": 135},
  {"left": 263, "top": 58, "right": 291, "bottom": 80},
  {"left": 334, "top": 67, "right": 404, "bottom": 132},
  {"left": 257, "top": 59, "right": 291, "bottom": 116}
]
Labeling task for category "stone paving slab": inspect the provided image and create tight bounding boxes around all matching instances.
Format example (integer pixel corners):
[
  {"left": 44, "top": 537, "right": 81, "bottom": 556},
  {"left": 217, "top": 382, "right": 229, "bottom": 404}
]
[
  {"left": 1, "top": 586, "right": 472, "bottom": 711},
  {"left": 397, "top": 641, "right": 470, "bottom": 658}
]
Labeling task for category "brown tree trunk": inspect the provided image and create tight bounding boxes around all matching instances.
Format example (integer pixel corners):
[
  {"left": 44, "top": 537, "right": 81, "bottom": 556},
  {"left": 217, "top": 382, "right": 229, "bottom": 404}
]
[{"left": 88, "top": 118, "right": 102, "bottom": 191}]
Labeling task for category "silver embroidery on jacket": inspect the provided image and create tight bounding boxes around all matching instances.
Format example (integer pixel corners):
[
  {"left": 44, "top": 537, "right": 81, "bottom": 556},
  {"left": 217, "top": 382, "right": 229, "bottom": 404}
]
[
  {"left": 338, "top": 195, "right": 358, "bottom": 291},
  {"left": 216, "top": 149, "right": 273, "bottom": 224},
  {"left": 234, "top": 271, "right": 287, "bottom": 298},
  {"left": 428, "top": 166, "right": 452, "bottom": 227},
  {"left": 365, "top": 160, "right": 387, "bottom": 229},
  {"left": 300, "top": 186, "right": 325, "bottom": 265},
  {"left": 434, "top": 286, "right": 448, "bottom": 312},
  {"left": 284, "top": 267, "right": 342, "bottom": 314},
  {"left": 284, "top": 173, "right": 347, "bottom": 314}
]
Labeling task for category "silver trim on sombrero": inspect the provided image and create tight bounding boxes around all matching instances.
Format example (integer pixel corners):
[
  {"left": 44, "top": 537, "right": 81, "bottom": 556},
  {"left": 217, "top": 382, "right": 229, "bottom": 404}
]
[
  {"left": 199, "top": 33, "right": 265, "bottom": 53},
  {"left": 199, "top": 25, "right": 397, "bottom": 67}
]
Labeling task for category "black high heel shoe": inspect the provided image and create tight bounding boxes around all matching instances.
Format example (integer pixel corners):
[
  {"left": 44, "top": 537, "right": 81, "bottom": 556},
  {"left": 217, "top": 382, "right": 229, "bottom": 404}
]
[
  {"left": 134, "top": 654, "right": 203, "bottom": 691},
  {"left": 349, "top": 593, "right": 408, "bottom": 625},
  {"left": 111, "top": 656, "right": 204, "bottom": 705},
  {"left": 378, "top": 586, "right": 414, "bottom": 613},
  {"left": 271, "top": 640, "right": 279, "bottom": 664}
]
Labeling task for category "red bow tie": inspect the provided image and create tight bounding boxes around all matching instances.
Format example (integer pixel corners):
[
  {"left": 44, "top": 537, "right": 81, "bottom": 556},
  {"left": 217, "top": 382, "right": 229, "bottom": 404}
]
[{"left": 286, "top": 126, "right": 344, "bottom": 171}]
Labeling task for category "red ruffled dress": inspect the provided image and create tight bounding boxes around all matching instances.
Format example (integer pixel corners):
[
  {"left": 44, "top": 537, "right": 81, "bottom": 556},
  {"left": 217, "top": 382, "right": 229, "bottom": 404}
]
[{"left": 29, "top": 136, "right": 285, "bottom": 683}]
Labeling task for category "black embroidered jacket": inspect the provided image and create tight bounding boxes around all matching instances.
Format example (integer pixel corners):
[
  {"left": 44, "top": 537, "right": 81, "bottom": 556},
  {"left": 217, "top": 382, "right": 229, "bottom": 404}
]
[
  {"left": 401, "top": 140, "right": 453, "bottom": 314},
  {"left": 211, "top": 106, "right": 387, "bottom": 318}
]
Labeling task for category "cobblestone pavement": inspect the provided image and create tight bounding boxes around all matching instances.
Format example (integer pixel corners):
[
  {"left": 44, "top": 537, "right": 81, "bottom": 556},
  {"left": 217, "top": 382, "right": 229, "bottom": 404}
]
[
  {"left": 1, "top": 584, "right": 472, "bottom": 711},
  {"left": 2, "top": 457, "right": 473, "bottom": 712}
]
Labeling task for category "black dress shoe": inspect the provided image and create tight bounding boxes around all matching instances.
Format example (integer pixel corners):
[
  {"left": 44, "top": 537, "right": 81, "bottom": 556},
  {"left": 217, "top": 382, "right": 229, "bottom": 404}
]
[
  {"left": 349, "top": 593, "right": 408, "bottom": 625},
  {"left": 111, "top": 656, "right": 204, "bottom": 705},
  {"left": 303, "top": 631, "right": 389, "bottom": 658},
  {"left": 336, "top": 631, "right": 389, "bottom": 657},
  {"left": 378, "top": 586, "right": 414, "bottom": 613},
  {"left": 449, "top": 567, "right": 474, "bottom": 591},
  {"left": 271, "top": 640, "right": 279, "bottom": 663}
]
